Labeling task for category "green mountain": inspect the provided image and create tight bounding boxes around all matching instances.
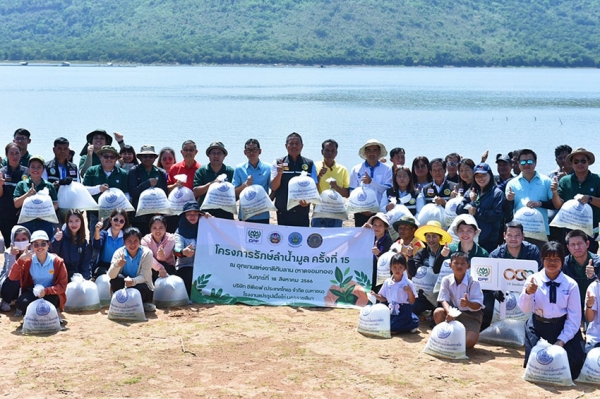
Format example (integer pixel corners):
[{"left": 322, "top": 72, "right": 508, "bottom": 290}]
[{"left": 1, "top": 0, "right": 599, "bottom": 66}]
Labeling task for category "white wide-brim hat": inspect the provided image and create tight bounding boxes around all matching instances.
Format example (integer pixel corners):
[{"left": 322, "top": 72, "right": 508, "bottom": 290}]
[{"left": 358, "top": 139, "right": 388, "bottom": 160}]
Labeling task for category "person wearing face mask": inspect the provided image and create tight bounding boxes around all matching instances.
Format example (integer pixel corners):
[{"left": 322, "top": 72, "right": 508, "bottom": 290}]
[{"left": 0, "top": 226, "right": 31, "bottom": 312}]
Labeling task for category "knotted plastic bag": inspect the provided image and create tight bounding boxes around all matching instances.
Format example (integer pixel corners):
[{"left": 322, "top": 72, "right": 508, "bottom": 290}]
[
  {"left": 22, "top": 298, "right": 62, "bottom": 335},
  {"left": 523, "top": 339, "right": 574, "bottom": 386},
  {"left": 201, "top": 174, "right": 236, "bottom": 214},
  {"left": 412, "top": 266, "right": 438, "bottom": 306},
  {"left": 444, "top": 196, "right": 463, "bottom": 229},
  {"left": 168, "top": 186, "right": 195, "bottom": 215},
  {"left": 57, "top": 182, "right": 99, "bottom": 211},
  {"left": 514, "top": 207, "right": 548, "bottom": 242},
  {"left": 417, "top": 204, "right": 446, "bottom": 228},
  {"left": 153, "top": 275, "right": 190, "bottom": 308},
  {"left": 239, "top": 185, "right": 276, "bottom": 220},
  {"left": 385, "top": 204, "right": 412, "bottom": 226},
  {"left": 550, "top": 199, "right": 594, "bottom": 237},
  {"left": 433, "top": 259, "right": 452, "bottom": 294},
  {"left": 312, "top": 188, "right": 347, "bottom": 221},
  {"left": 575, "top": 347, "right": 600, "bottom": 385},
  {"left": 98, "top": 188, "right": 135, "bottom": 220},
  {"left": 376, "top": 251, "right": 394, "bottom": 287},
  {"left": 136, "top": 187, "right": 172, "bottom": 216},
  {"left": 95, "top": 274, "right": 112, "bottom": 307},
  {"left": 64, "top": 273, "right": 101, "bottom": 312},
  {"left": 287, "top": 171, "right": 321, "bottom": 210},
  {"left": 357, "top": 302, "right": 391, "bottom": 339},
  {"left": 347, "top": 186, "right": 379, "bottom": 215},
  {"left": 18, "top": 188, "right": 58, "bottom": 224},
  {"left": 423, "top": 320, "right": 468, "bottom": 360},
  {"left": 107, "top": 287, "right": 147, "bottom": 322}
]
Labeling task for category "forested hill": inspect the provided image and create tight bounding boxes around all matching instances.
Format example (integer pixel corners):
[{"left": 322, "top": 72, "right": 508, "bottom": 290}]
[{"left": 1, "top": 0, "right": 599, "bottom": 66}]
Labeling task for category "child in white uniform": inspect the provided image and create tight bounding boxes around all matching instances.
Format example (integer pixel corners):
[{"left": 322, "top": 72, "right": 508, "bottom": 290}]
[{"left": 372, "top": 253, "right": 419, "bottom": 334}]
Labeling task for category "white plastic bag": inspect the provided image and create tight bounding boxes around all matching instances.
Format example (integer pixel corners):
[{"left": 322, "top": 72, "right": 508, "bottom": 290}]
[
  {"left": 312, "top": 189, "right": 347, "bottom": 220},
  {"left": 492, "top": 292, "right": 531, "bottom": 323},
  {"left": 201, "top": 175, "right": 237, "bottom": 214},
  {"left": 479, "top": 318, "right": 526, "bottom": 347},
  {"left": 107, "top": 288, "right": 147, "bottom": 322},
  {"left": 168, "top": 186, "right": 195, "bottom": 215},
  {"left": 98, "top": 188, "right": 134, "bottom": 220},
  {"left": 523, "top": 339, "right": 574, "bottom": 386},
  {"left": 423, "top": 321, "right": 468, "bottom": 360},
  {"left": 376, "top": 251, "right": 394, "bottom": 287},
  {"left": 153, "top": 275, "right": 190, "bottom": 308},
  {"left": 136, "top": 187, "right": 172, "bottom": 216},
  {"left": 412, "top": 266, "right": 438, "bottom": 307},
  {"left": 22, "top": 298, "right": 62, "bottom": 335},
  {"left": 576, "top": 347, "right": 600, "bottom": 384},
  {"left": 433, "top": 259, "right": 452, "bottom": 294},
  {"left": 95, "top": 274, "right": 112, "bottom": 307},
  {"left": 357, "top": 303, "right": 391, "bottom": 339},
  {"left": 514, "top": 207, "right": 548, "bottom": 242},
  {"left": 64, "top": 273, "right": 101, "bottom": 312},
  {"left": 18, "top": 189, "right": 58, "bottom": 224},
  {"left": 385, "top": 204, "right": 412, "bottom": 226},
  {"left": 57, "top": 182, "right": 99, "bottom": 211},
  {"left": 550, "top": 199, "right": 594, "bottom": 237},
  {"left": 444, "top": 196, "right": 463, "bottom": 229},
  {"left": 287, "top": 171, "right": 321, "bottom": 210},
  {"left": 239, "top": 185, "right": 276, "bottom": 220},
  {"left": 417, "top": 204, "right": 446, "bottom": 228},
  {"left": 347, "top": 186, "right": 379, "bottom": 215}
]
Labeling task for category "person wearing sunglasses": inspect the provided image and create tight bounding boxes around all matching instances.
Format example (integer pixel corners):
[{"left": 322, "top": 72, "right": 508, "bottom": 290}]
[
  {"left": 8, "top": 230, "right": 68, "bottom": 314},
  {"left": 551, "top": 147, "right": 600, "bottom": 253},
  {"left": 92, "top": 209, "right": 130, "bottom": 278},
  {"left": 505, "top": 149, "right": 554, "bottom": 242},
  {"left": 83, "top": 145, "right": 130, "bottom": 237},
  {"left": 128, "top": 145, "right": 168, "bottom": 235},
  {"left": 444, "top": 152, "right": 461, "bottom": 184}
]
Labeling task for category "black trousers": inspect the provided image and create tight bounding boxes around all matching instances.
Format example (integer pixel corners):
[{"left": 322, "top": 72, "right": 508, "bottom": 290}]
[
  {"left": 110, "top": 277, "right": 153, "bottom": 304},
  {"left": 16, "top": 289, "right": 60, "bottom": 313},
  {"left": 276, "top": 210, "right": 309, "bottom": 227}
]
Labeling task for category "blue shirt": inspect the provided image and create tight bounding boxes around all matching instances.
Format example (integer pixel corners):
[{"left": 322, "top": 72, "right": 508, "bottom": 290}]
[
  {"left": 505, "top": 172, "right": 553, "bottom": 234},
  {"left": 233, "top": 160, "right": 272, "bottom": 221},
  {"left": 30, "top": 253, "right": 56, "bottom": 288},
  {"left": 101, "top": 231, "right": 124, "bottom": 263}
]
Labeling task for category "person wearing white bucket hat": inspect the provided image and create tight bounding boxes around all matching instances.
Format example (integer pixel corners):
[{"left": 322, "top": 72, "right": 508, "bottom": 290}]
[
  {"left": 363, "top": 212, "right": 393, "bottom": 292},
  {"left": 349, "top": 139, "right": 392, "bottom": 227}
]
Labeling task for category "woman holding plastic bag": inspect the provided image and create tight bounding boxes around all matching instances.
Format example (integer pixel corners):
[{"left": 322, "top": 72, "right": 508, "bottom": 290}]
[
  {"left": 92, "top": 209, "right": 130, "bottom": 278},
  {"left": 363, "top": 212, "right": 393, "bottom": 292},
  {"left": 141, "top": 215, "right": 176, "bottom": 282},
  {"left": 50, "top": 209, "right": 93, "bottom": 280},
  {"left": 8, "top": 230, "right": 68, "bottom": 313},
  {"left": 456, "top": 163, "right": 504, "bottom": 253},
  {"left": 107, "top": 227, "right": 155, "bottom": 312},
  {"left": 380, "top": 166, "right": 424, "bottom": 216},
  {"left": 518, "top": 241, "right": 585, "bottom": 379}
]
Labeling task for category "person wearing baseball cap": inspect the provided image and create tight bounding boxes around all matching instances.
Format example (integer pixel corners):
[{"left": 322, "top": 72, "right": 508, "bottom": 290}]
[
  {"left": 390, "top": 215, "right": 425, "bottom": 258},
  {"left": 494, "top": 153, "right": 514, "bottom": 191},
  {"left": 193, "top": 141, "right": 234, "bottom": 219},
  {"left": 349, "top": 139, "right": 392, "bottom": 227}
]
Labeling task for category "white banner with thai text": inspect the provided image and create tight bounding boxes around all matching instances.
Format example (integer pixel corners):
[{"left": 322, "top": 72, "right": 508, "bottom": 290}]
[{"left": 191, "top": 218, "right": 374, "bottom": 308}]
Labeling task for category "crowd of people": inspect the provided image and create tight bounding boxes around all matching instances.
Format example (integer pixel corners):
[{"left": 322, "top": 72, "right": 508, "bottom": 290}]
[{"left": 0, "top": 127, "right": 599, "bottom": 378}]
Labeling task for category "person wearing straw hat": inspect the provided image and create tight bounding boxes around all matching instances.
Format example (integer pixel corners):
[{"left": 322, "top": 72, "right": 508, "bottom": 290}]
[
  {"left": 128, "top": 145, "right": 168, "bottom": 235},
  {"left": 409, "top": 220, "right": 452, "bottom": 316},
  {"left": 349, "top": 139, "right": 392, "bottom": 227},
  {"left": 390, "top": 215, "right": 424, "bottom": 258},
  {"left": 551, "top": 147, "right": 600, "bottom": 253}
]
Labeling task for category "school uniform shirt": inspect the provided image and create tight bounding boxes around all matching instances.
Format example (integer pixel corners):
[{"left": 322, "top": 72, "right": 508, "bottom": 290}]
[
  {"left": 518, "top": 271, "right": 581, "bottom": 344},
  {"left": 349, "top": 161, "right": 392, "bottom": 204},
  {"left": 437, "top": 273, "right": 485, "bottom": 313},
  {"left": 378, "top": 276, "right": 417, "bottom": 315},
  {"left": 585, "top": 281, "right": 600, "bottom": 348}
]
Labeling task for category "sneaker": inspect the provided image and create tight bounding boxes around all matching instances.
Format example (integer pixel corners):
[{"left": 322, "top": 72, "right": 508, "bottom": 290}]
[
  {"left": 410, "top": 327, "right": 419, "bottom": 334},
  {"left": 0, "top": 301, "right": 11, "bottom": 312},
  {"left": 143, "top": 303, "right": 156, "bottom": 312},
  {"left": 59, "top": 318, "right": 68, "bottom": 327},
  {"left": 14, "top": 309, "right": 23, "bottom": 317}
]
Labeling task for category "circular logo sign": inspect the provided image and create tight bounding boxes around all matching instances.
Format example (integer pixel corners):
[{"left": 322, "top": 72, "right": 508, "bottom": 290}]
[
  {"left": 244, "top": 188, "right": 257, "bottom": 201},
  {"left": 288, "top": 232, "right": 303, "bottom": 247},
  {"left": 328, "top": 191, "right": 339, "bottom": 200},
  {"left": 357, "top": 191, "right": 367, "bottom": 201},
  {"left": 506, "top": 293, "right": 517, "bottom": 311},
  {"left": 106, "top": 193, "right": 118, "bottom": 203},
  {"left": 36, "top": 300, "right": 51, "bottom": 316},
  {"left": 437, "top": 325, "right": 452, "bottom": 339},
  {"left": 298, "top": 180, "right": 310, "bottom": 187},
  {"left": 32, "top": 199, "right": 43, "bottom": 205},
  {"left": 307, "top": 233, "right": 323, "bottom": 249},
  {"left": 536, "top": 349, "right": 554, "bottom": 365},
  {"left": 116, "top": 289, "right": 129, "bottom": 303},
  {"left": 269, "top": 232, "right": 282, "bottom": 245},
  {"left": 174, "top": 190, "right": 184, "bottom": 199},
  {"left": 415, "top": 266, "right": 427, "bottom": 279},
  {"left": 217, "top": 184, "right": 230, "bottom": 192}
]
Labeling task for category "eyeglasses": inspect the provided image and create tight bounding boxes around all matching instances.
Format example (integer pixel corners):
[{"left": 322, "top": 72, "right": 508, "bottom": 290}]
[
  {"left": 447, "top": 162, "right": 459, "bottom": 167},
  {"left": 519, "top": 160, "right": 535, "bottom": 166},
  {"left": 209, "top": 151, "right": 224, "bottom": 156},
  {"left": 32, "top": 242, "right": 48, "bottom": 248},
  {"left": 102, "top": 155, "right": 117, "bottom": 160},
  {"left": 112, "top": 217, "right": 126, "bottom": 224},
  {"left": 14, "top": 136, "right": 29, "bottom": 142},
  {"left": 244, "top": 148, "right": 259, "bottom": 153},
  {"left": 573, "top": 158, "right": 588, "bottom": 165}
]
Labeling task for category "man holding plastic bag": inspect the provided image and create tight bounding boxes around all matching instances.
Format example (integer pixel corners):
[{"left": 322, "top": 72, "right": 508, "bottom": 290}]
[
  {"left": 193, "top": 141, "right": 234, "bottom": 220},
  {"left": 233, "top": 139, "right": 272, "bottom": 224},
  {"left": 312, "top": 139, "right": 349, "bottom": 228}
]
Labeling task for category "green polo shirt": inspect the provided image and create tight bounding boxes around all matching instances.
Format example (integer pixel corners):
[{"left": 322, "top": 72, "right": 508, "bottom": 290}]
[
  {"left": 13, "top": 177, "right": 58, "bottom": 201},
  {"left": 82, "top": 165, "right": 129, "bottom": 201},
  {"left": 193, "top": 164, "right": 234, "bottom": 206},
  {"left": 448, "top": 242, "right": 489, "bottom": 261},
  {"left": 558, "top": 171, "right": 600, "bottom": 227}
]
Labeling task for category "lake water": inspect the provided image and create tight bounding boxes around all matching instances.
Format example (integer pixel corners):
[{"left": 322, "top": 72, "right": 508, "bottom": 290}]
[{"left": 0, "top": 66, "right": 599, "bottom": 174}]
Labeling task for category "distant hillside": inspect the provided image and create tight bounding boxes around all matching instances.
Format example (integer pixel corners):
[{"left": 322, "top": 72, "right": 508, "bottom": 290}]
[{"left": 1, "top": 0, "right": 599, "bottom": 66}]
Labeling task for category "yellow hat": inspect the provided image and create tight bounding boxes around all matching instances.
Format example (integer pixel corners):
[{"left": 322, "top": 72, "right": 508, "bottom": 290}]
[{"left": 414, "top": 221, "right": 452, "bottom": 245}]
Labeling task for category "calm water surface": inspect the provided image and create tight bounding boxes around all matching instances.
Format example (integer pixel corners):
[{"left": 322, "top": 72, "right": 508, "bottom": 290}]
[{"left": 0, "top": 66, "right": 598, "bottom": 174}]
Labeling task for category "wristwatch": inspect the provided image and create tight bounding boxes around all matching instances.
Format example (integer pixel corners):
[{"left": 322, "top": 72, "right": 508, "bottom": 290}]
[{"left": 589, "top": 195, "right": 593, "bottom": 204}]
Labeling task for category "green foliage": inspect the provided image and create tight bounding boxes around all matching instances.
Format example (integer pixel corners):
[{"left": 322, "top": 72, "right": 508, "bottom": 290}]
[{"left": 0, "top": 0, "right": 598, "bottom": 66}]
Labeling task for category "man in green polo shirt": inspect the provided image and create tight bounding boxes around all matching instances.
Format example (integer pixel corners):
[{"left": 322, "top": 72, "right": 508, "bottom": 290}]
[
  {"left": 551, "top": 147, "right": 600, "bottom": 253},
  {"left": 193, "top": 141, "right": 234, "bottom": 219},
  {"left": 83, "top": 145, "right": 129, "bottom": 235},
  {"left": 562, "top": 229, "right": 600, "bottom": 312}
]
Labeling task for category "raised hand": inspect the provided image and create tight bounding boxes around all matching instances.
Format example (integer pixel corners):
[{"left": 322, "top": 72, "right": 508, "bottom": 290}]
[
  {"left": 441, "top": 244, "right": 450, "bottom": 258},
  {"left": 182, "top": 243, "right": 195, "bottom": 257},
  {"left": 116, "top": 252, "right": 126, "bottom": 268},
  {"left": 506, "top": 186, "right": 515, "bottom": 201},
  {"left": 525, "top": 279, "right": 538, "bottom": 295},
  {"left": 460, "top": 293, "right": 469, "bottom": 308},
  {"left": 586, "top": 259, "right": 595, "bottom": 279},
  {"left": 54, "top": 227, "right": 63, "bottom": 242},
  {"left": 95, "top": 218, "right": 105, "bottom": 231}
]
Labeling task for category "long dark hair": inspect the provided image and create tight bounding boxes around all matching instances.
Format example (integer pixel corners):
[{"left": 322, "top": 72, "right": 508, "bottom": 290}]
[
  {"left": 393, "top": 166, "right": 415, "bottom": 193},
  {"left": 119, "top": 145, "right": 139, "bottom": 165},
  {"left": 411, "top": 156, "right": 432, "bottom": 184},
  {"left": 65, "top": 209, "right": 86, "bottom": 246}
]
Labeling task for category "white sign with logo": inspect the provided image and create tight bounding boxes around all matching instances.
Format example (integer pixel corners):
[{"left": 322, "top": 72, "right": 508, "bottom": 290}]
[{"left": 192, "top": 218, "right": 373, "bottom": 308}]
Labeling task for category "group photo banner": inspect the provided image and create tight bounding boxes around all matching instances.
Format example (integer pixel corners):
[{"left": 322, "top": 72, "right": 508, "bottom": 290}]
[{"left": 191, "top": 218, "right": 374, "bottom": 308}]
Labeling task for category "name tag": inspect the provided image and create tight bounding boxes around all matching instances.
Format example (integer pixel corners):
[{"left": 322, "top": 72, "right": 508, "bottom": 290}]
[{"left": 69, "top": 170, "right": 77, "bottom": 176}]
